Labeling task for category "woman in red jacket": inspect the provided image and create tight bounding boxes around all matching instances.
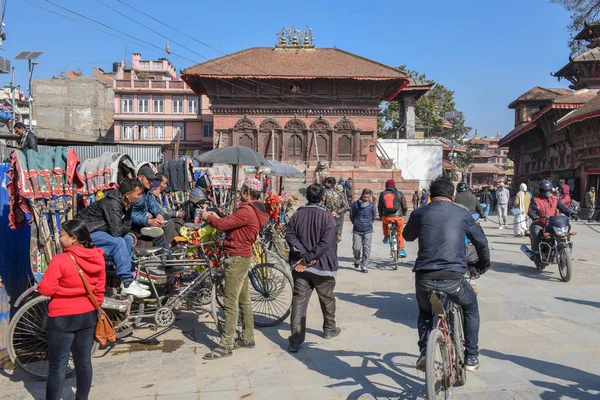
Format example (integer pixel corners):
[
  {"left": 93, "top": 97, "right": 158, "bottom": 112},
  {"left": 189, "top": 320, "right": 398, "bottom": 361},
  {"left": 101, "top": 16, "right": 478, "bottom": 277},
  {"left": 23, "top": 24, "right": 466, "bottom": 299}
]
[{"left": 38, "top": 219, "right": 105, "bottom": 400}]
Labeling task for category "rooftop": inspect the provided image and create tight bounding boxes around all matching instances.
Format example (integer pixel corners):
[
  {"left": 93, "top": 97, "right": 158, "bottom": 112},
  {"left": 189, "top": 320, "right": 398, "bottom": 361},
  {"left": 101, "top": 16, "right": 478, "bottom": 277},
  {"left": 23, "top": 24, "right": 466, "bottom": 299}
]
[
  {"left": 182, "top": 47, "right": 408, "bottom": 80},
  {"left": 508, "top": 86, "right": 572, "bottom": 108},
  {"left": 557, "top": 93, "right": 600, "bottom": 130}
]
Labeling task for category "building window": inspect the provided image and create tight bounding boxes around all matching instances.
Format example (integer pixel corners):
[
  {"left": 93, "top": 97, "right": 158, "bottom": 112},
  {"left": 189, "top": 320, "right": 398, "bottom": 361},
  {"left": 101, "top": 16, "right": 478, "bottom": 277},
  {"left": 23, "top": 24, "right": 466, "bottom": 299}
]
[
  {"left": 173, "top": 96, "right": 184, "bottom": 114},
  {"left": 338, "top": 135, "right": 352, "bottom": 159},
  {"left": 153, "top": 122, "right": 164, "bottom": 139},
  {"left": 138, "top": 96, "right": 149, "bottom": 113},
  {"left": 138, "top": 60, "right": 150, "bottom": 68},
  {"left": 203, "top": 121, "right": 213, "bottom": 138},
  {"left": 239, "top": 134, "right": 253, "bottom": 149},
  {"left": 139, "top": 123, "right": 149, "bottom": 140},
  {"left": 122, "top": 123, "right": 134, "bottom": 140},
  {"left": 173, "top": 122, "right": 185, "bottom": 141},
  {"left": 153, "top": 96, "right": 164, "bottom": 113},
  {"left": 288, "top": 134, "right": 302, "bottom": 157},
  {"left": 121, "top": 96, "right": 133, "bottom": 113},
  {"left": 188, "top": 96, "right": 199, "bottom": 114}
]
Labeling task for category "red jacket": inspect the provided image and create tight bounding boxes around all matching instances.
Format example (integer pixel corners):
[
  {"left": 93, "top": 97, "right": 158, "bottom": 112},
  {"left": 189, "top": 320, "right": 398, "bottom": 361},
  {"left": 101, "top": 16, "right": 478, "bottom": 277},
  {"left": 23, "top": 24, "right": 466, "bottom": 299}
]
[
  {"left": 207, "top": 202, "right": 268, "bottom": 258},
  {"left": 559, "top": 184, "right": 572, "bottom": 208},
  {"left": 38, "top": 246, "right": 106, "bottom": 317}
]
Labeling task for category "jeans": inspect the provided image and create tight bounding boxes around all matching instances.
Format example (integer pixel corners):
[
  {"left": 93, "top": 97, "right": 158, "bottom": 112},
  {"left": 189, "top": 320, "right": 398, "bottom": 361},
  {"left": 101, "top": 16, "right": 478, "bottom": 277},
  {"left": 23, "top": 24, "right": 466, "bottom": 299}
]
[
  {"left": 382, "top": 216, "right": 404, "bottom": 250},
  {"left": 335, "top": 213, "right": 345, "bottom": 239},
  {"left": 289, "top": 271, "right": 337, "bottom": 345},
  {"left": 498, "top": 203, "right": 509, "bottom": 226},
  {"left": 352, "top": 231, "right": 373, "bottom": 269},
  {"left": 530, "top": 223, "right": 544, "bottom": 254},
  {"left": 482, "top": 203, "right": 490, "bottom": 218},
  {"left": 46, "top": 310, "right": 97, "bottom": 400},
  {"left": 91, "top": 231, "right": 134, "bottom": 285},
  {"left": 221, "top": 256, "right": 254, "bottom": 348},
  {"left": 415, "top": 278, "right": 479, "bottom": 357}
]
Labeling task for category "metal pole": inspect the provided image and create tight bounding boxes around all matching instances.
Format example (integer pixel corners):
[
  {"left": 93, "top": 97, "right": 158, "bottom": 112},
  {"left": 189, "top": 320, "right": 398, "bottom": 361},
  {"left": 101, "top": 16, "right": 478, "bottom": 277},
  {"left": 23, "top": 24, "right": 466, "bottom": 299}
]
[
  {"left": 271, "top": 129, "right": 275, "bottom": 162},
  {"left": 313, "top": 130, "right": 319, "bottom": 161},
  {"left": 28, "top": 59, "right": 33, "bottom": 131}
]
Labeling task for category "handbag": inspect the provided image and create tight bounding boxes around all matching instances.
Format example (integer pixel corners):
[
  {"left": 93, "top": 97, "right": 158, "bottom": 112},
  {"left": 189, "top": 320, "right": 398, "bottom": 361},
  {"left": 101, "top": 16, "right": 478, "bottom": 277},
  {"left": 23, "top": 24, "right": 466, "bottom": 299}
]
[
  {"left": 510, "top": 207, "right": 521, "bottom": 216},
  {"left": 67, "top": 253, "right": 116, "bottom": 346}
]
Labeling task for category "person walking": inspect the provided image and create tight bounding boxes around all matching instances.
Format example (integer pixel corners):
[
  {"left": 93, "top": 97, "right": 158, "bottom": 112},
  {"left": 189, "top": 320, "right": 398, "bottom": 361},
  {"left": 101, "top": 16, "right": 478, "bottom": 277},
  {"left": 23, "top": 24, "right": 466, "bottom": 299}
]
[
  {"left": 323, "top": 177, "right": 349, "bottom": 243},
  {"left": 420, "top": 189, "right": 428, "bottom": 207},
  {"left": 201, "top": 177, "right": 269, "bottom": 360},
  {"left": 346, "top": 177, "right": 354, "bottom": 202},
  {"left": 378, "top": 180, "right": 408, "bottom": 258},
  {"left": 412, "top": 190, "right": 420, "bottom": 210},
  {"left": 37, "top": 220, "right": 106, "bottom": 400},
  {"left": 513, "top": 183, "right": 531, "bottom": 237},
  {"left": 496, "top": 183, "right": 510, "bottom": 229},
  {"left": 586, "top": 186, "right": 596, "bottom": 222},
  {"left": 479, "top": 187, "right": 493, "bottom": 220},
  {"left": 286, "top": 183, "right": 341, "bottom": 353},
  {"left": 350, "top": 189, "right": 376, "bottom": 273}
]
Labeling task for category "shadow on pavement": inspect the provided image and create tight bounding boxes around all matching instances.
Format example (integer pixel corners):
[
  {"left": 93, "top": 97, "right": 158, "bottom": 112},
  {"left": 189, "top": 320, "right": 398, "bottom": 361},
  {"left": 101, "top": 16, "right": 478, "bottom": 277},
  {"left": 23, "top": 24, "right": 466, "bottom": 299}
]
[
  {"left": 481, "top": 349, "right": 600, "bottom": 399},
  {"left": 336, "top": 291, "right": 418, "bottom": 328},
  {"left": 555, "top": 297, "right": 600, "bottom": 308},
  {"left": 491, "top": 261, "right": 563, "bottom": 282}
]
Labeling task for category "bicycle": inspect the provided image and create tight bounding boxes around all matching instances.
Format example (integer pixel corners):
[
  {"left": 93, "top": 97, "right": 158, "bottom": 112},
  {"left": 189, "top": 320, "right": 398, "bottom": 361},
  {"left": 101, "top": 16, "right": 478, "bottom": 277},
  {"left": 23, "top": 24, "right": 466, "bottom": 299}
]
[
  {"left": 424, "top": 290, "right": 467, "bottom": 399},
  {"left": 388, "top": 220, "right": 402, "bottom": 270}
]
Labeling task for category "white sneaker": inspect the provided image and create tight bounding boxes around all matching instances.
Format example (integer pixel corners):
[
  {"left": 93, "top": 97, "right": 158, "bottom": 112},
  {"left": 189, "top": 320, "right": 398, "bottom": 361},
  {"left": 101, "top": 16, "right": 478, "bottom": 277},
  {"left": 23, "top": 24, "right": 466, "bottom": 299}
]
[
  {"left": 121, "top": 281, "right": 151, "bottom": 298},
  {"left": 136, "top": 281, "right": 150, "bottom": 290},
  {"left": 498, "top": 226, "right": 504, "bottom": 230},
  {"left": 141, "top": 227, "right": 164, "bottom": 238}
]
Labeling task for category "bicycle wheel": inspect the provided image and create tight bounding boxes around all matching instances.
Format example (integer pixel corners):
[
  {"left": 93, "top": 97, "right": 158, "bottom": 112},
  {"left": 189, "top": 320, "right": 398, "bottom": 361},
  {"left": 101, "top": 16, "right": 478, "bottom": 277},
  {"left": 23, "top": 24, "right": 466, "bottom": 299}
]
[
  {"left": 390, "top": 232, "right": 399, "bottom": 270},
  {"left": 425, "top": 328, "right": 450, "bottom": 400},
  {"left": 211, "top": 278, "right": 226, "bottom": 335},
  {"left": 558, "top": 247, "right": 573, "bottom": 282},
  {"left": 105, "top": 299, "right": 145, "bottom": 339},
  {"left": 451, "top": 306, "right": 467, "bottom": 386},
  {"left": 7, "top": 295, "right": 99, "bottom": 380},
  {"left": 249, "top": 262, "right": 293, "bottom": 327}
]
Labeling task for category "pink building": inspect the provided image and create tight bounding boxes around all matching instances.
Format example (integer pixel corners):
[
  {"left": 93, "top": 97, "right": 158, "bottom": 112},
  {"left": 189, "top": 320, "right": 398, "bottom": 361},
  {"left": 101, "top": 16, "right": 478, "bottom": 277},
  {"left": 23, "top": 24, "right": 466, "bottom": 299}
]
[{"left": 113, "top": 53, "right": 213, "bottom": 159}]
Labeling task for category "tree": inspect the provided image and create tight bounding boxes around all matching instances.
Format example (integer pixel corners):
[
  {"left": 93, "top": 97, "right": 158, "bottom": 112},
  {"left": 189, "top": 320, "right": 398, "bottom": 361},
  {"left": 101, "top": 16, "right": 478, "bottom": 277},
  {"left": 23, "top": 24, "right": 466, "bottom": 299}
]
[
  {"left": 551, "top": 0, "right": 600, "bottom": 54},
  {"left": 377, "top": 66, "right": 456, "bottom": 138},
  {"left": 442, "top": 116, "right": 479, "bottom": 180}
]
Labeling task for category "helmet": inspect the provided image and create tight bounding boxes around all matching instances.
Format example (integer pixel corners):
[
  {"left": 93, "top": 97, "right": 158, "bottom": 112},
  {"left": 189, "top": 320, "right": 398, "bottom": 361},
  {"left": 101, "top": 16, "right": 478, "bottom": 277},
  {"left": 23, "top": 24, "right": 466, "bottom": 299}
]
[
  {"left": 538, "top": 180, "right": 553, "bottom": 198},
  {"left": 456, "top": 182, "right": 468, "bottom": 193}
]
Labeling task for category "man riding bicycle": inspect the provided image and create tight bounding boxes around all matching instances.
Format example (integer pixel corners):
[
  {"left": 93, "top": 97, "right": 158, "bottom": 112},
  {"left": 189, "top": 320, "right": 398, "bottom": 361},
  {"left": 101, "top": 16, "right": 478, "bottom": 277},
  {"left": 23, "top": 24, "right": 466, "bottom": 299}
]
[
  {"left": 528, "top": 180, "right": 578, "bottom": 267},
  {"left": 378, "top": 179, "right": 408, "bottom": 258},
  {"left": 403, "top": 176, "right": 490, "bottom": 372}
]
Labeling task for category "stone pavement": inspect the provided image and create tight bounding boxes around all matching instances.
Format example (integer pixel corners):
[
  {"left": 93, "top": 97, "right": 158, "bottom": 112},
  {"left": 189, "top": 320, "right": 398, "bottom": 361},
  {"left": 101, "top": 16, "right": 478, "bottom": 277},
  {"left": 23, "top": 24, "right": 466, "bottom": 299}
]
[{"left": 2, "top": 216, "right": 600, "bottom": 399}]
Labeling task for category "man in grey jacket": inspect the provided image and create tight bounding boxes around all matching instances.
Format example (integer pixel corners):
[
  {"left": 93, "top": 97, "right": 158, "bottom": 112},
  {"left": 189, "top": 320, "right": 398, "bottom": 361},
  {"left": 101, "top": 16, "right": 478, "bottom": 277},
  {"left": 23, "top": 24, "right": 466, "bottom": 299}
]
[
  {"left": 286, "top": 183, "right": 341, "bottom": 353},
  {"left": 496, "top": 183, "right": 510, "bottom": 229}
]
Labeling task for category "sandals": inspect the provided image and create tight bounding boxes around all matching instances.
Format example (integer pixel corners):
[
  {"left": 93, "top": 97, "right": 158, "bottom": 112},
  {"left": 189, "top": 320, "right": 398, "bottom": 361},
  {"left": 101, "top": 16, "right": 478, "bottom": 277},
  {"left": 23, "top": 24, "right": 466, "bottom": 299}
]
[{"left": 203, "top": 346, "right": 232, "bottom": 360}]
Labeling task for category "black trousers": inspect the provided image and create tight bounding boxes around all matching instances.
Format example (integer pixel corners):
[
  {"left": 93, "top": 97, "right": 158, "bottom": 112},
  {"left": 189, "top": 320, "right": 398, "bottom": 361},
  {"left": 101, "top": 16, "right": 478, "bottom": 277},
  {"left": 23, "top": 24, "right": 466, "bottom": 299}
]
[
  {"left": 289, "top": 271, "right": 337, "bottom": 345},
  {"left": 46, "top": 310, "right": 97, "bottom": 400}
]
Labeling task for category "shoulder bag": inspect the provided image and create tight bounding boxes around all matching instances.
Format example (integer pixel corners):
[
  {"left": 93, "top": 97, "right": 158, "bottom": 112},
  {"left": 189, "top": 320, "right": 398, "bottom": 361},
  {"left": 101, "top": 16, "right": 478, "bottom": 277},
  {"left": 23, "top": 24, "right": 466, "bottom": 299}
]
[{"left": 67, "top": 253, "right": 116, "bottom": 346}]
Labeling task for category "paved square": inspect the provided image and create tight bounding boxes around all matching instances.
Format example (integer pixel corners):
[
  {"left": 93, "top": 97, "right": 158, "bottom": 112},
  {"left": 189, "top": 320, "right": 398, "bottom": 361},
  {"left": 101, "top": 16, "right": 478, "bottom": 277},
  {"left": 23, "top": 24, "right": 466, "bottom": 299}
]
[{"left": 2, "top": 218, "right": 600, "bottom": 399}]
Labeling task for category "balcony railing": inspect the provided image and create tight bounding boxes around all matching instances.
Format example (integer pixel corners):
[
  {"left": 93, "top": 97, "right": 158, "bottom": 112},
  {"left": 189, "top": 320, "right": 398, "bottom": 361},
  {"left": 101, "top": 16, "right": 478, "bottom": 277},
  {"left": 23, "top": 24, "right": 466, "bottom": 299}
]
[{"left": 114, "top": 80, "right": 190, "bottom": 91}]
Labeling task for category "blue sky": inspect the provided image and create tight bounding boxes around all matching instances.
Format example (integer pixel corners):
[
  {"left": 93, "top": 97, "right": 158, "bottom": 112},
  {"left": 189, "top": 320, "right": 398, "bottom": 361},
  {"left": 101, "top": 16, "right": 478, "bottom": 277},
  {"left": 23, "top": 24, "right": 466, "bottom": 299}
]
[{"left": 2, "top": 0, "right": 574, "bottom": 137}]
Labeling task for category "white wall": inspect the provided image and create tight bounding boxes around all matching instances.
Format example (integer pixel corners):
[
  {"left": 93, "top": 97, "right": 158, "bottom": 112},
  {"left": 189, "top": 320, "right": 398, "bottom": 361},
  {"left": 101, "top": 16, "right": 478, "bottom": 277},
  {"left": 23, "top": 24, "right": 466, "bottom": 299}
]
[{"left": 378, "top": 138, "right": 443, "bottom": 190}]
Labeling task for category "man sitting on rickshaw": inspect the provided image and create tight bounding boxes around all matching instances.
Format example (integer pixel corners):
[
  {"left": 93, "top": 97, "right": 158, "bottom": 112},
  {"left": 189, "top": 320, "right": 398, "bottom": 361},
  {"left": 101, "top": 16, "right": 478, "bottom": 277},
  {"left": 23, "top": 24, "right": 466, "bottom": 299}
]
[{"left": 76, "top": 178, "right": 151, "bottom": 298}]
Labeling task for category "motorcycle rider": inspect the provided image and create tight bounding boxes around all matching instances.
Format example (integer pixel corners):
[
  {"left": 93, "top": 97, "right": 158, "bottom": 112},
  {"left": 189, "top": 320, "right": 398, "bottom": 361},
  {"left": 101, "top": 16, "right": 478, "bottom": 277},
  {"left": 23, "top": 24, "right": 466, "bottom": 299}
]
[
  {"left": 454, "top": 182, "right": 485, "bottom": 220},
  {"left": 528, "top": 180, "right": 578, "bottom": 267}
]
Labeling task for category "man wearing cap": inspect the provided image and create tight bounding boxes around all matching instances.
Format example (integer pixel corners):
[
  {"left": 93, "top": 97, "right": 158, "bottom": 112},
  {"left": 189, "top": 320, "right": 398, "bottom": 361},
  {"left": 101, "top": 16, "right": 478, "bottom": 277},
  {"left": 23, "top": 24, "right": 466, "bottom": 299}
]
[
  {"left": 201, "top": 177, "right": 269, "bottom": 360},
  {"left": 378, "top": 179, "right": 408, "bottom": 259},
  {"left": 132, "top": 165, "right": 171, "bottom": 253}
]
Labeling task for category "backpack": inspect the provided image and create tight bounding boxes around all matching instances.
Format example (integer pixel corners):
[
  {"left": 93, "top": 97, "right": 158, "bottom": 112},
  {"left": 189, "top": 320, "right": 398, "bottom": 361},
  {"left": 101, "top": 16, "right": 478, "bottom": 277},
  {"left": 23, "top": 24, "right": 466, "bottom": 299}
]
[
  {"left": 569, "top": 199, "right": 581, "bottom": 214},
  {"left": 382, "top": 190, "right": 401, "bottom": 214}
]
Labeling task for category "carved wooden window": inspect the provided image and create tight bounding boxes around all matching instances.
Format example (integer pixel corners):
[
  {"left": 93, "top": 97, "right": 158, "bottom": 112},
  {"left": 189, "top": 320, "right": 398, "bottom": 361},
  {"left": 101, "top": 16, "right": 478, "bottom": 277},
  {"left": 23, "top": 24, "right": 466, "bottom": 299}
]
[
  {"left": 312, "top": 135, "right": 328, "bottom": 159},
  {"left": 265, "top": 135, "right": 279, "bottom": 158},
  {"left": 288, "top": 134, "right": 303, "bottom": 158},
  {"left": 338, "top": 135, "right": 352, "bottom": 159},
  {"left": 239, "top": 134, "right": 253, "bottom": 150}
]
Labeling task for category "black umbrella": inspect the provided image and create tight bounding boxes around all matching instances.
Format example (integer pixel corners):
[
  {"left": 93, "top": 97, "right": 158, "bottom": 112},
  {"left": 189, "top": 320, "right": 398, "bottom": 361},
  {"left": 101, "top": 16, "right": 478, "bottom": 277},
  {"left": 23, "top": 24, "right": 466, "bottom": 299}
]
[
  {"left": 194, "top": 146, "right": 269, "bottom": 167},
  {"left": 194, "top": 146, "right": 269, "bottom": 212},
  {"left": 265, "top": 162, "right": 304, "bottom": 178}
]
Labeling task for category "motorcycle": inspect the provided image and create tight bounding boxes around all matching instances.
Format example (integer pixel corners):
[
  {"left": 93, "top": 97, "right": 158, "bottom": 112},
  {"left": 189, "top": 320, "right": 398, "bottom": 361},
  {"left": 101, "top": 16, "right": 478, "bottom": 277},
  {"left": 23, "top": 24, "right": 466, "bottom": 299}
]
[{"left": 520, "top": 215, "right": 576, "bottom": 282}]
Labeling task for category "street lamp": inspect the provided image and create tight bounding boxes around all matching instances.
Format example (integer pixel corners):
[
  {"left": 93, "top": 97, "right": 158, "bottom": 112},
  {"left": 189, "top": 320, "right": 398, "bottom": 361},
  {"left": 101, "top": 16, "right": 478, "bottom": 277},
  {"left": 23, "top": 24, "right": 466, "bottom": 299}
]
[{"left": 15, "top": 51, "right": 43, "bottom": 131}]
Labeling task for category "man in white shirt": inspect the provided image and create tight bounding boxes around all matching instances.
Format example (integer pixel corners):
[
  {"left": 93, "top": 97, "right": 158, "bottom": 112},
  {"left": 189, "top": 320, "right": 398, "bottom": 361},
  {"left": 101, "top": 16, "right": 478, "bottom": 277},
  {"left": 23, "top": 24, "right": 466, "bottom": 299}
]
[{"left": 496, "top": 183, "right": 510, "bottom": 229}]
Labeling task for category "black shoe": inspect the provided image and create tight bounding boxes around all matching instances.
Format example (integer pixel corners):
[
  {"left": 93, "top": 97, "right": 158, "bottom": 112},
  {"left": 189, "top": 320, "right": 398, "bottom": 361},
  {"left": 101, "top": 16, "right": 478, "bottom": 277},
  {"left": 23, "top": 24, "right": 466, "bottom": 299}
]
[
  {"left": 415, "top": 353, "right": 426, "bottom": 372},
  {"left": 360, "top": 268, "right": 368, "bottom": 274},
  {"left": 465, "top": 355, "right": 480, "bottom": 371},
  {"left": 354, "top": 262, "right": 360, "bottom": 269},
  {"left": 288, "top": 342, "right": 300, "bottom": 353},
  {"left": 588, "top": 219, "right": 593, "bottom": 223},
  {"left": 323, "top": 327, "right": 341, "bottom": 339},
  {"left": 234, "top": 339, "right": 256, "bottom": 349}
]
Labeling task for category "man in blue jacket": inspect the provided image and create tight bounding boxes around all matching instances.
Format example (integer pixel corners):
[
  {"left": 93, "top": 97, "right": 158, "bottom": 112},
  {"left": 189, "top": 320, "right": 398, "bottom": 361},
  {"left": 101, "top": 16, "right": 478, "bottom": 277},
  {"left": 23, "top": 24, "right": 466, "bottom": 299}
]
[
  {"left": 350, "top": 188, "right": 376, "bottom": 273},
  {"left": 286, "top": 183, "right": 341, "bottom": 353},
  {"left": 403, "top": 176, "right": 490, "bottom": 372},
  {"left": 132, "top": 166, "right": 171, "bottom": 254}
]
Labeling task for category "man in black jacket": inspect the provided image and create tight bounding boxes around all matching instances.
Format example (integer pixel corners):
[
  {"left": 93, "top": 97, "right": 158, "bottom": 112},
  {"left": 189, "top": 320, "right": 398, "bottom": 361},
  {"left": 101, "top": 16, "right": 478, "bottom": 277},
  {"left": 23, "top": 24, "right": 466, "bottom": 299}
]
[
  {"left": 378, "top": 180, "right": 408, "bottom": 257},
  {"left": 454, "top": 182, "right": 485, "bottom": 219},
  {"left": 286, "top": 183, "right": 341, "bottom": 353},
  {"left": 76, "top": 178, "right": 150, "bottom": 298},
  {"left": 403, "top": 176, "right": 490, "bottom": 372},
  {"left": 14, "top": 122, "right": 38, "bottom": 153}
]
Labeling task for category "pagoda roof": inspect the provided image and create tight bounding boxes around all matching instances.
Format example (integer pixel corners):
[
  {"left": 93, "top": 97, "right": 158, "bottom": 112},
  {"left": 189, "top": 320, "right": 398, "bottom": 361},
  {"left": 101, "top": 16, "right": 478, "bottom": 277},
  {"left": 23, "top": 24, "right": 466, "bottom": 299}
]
[
  {"left": 182, "top": 47, "right": 408, "bottom": 80},
  {"left": 557, "top": 92, "right": 600, "bottom": 130},
  {"left": 508, "top": 86, "right": 572, "bottom": 108},
  {"left": 470, "top": 163, "right": 506, "bottom": 174},
  {"left": 574, "top": 21, "right": 600, "bottom": 40},
  {"left": 391, "top": 78, "right": 433, "bottom": 102}
]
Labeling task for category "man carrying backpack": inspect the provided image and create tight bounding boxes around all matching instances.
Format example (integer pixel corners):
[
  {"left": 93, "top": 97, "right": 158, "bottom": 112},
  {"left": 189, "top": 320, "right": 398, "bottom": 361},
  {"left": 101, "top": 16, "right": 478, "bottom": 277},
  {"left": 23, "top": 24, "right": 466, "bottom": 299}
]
[{"left": 378, "top": 180, "right": 408, "bottom": 258}]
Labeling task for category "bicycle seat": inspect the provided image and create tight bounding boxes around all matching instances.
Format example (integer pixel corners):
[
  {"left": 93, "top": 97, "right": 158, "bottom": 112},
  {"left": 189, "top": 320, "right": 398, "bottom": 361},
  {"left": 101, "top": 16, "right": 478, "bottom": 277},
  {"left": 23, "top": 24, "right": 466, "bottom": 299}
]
[
  {"left": 133, "top": 247, "right": 164, "bottom": 257},
  {"left": 429, "top": 290, "right": 447, "bottom": 315}
]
